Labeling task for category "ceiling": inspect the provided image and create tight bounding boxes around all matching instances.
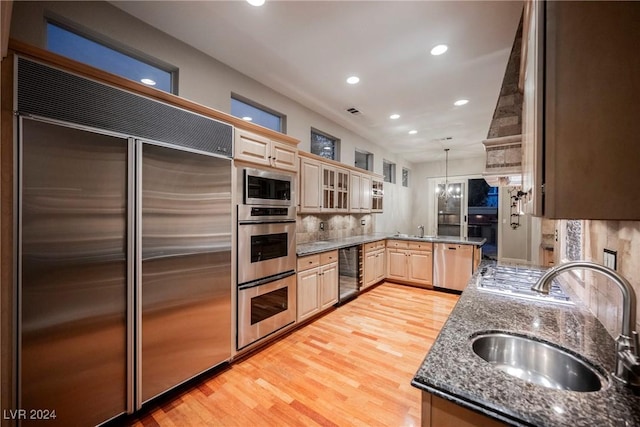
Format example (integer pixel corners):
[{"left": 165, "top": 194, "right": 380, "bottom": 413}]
[{"left": 111, "top": 0, "right": 523, "bottom": 163}]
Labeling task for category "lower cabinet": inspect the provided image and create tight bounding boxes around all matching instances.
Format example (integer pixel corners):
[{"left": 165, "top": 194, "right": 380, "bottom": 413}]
[
  {"left": 363, "top": 240, "right": 386, "bottom": 290},
  {"left": 421, "top": 393, "right": 507, "bottom": 427},
  {"left": 386, "top": 240, "right": 433, "bottom": 288},
  {"left": 297, "top": 250, "right": 339, "bottom": 322}
]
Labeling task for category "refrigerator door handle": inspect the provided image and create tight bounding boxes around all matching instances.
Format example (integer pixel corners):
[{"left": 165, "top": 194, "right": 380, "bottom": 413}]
[
  {"left": 126, "top": 138, "right": 136, "bottom": 414},
  {"left": 134, "top": 140, "right": 143, "bottom": 410}
]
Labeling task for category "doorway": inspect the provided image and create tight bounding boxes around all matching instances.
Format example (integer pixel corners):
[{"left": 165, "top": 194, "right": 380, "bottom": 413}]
[{"left": 467, "top": 179, "right": 498, "bottom": 259}]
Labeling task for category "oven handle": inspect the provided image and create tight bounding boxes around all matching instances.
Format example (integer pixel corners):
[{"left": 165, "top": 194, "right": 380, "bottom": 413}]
[{"left": 238, "top": 270, "right": 296, "bottom": 290}]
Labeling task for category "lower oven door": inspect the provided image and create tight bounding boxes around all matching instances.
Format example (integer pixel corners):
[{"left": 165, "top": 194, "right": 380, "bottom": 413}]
[
  {"left": 237, "top": 221, "right": 296, "bottom": 284},
  {"left": 237, "top": 272, "right": 296, "bottom": 350}
]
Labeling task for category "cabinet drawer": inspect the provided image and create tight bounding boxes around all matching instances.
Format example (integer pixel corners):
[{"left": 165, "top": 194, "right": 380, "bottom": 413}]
[
  {"left": 365, "top": 240, "right": 385, "bottom": 252},
  {"left": 320, "top": 250, "right": 338, "bottom": 265},
  {"left": 408, "top": 241, "right": 433, "bottom": 251},
  {"left": 386, "top": 240, "right": 409, "bottom": 250},
  {"left": 297, "top": 254, "right": 320, "bottom": 271}
]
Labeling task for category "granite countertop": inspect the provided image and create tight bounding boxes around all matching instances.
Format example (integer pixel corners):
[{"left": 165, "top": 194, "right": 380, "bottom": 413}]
[
  {"left": 411, "top": 267, "right": 640, "bottom": 426},
  {"left": 297, "top": 234, "right": 486, "bottom": 256}
]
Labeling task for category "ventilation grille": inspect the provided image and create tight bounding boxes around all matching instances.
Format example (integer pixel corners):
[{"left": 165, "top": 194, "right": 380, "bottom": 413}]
[
  {"left": 346, "top": 107, "right": 362, "bottom": 115},
  {"left": 17, "top": 57, "right": 233, "bottom": 157}
]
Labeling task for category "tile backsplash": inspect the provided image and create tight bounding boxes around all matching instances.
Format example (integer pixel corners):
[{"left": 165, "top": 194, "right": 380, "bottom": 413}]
[
  {"left": 297, "top": 214, "right": 374, "bottom": 243},
  {"left": 559, "top": 220, "right": 640, "bottom": 339}
]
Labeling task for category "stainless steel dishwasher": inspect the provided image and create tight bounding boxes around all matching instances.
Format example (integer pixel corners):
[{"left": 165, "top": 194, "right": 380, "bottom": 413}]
[{"left": 434, "top": 243, "right": 474, "bottom": 291}]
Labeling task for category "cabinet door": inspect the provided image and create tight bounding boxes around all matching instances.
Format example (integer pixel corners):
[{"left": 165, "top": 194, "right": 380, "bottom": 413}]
[
  {"left": 335, "top": 168, "right": 350, "bottom": 212},
  {"left": 408, "top": 250, "right": 433, "bottom": 287},
  {"left": 319, "top": 262, "right": 339, "bottom": 310},
  {"left": 297, "top": 268, "right": 320, "bottom": 321},
  {"left": 321, "top": 165, "right": 336, "bottom": 211},
  {"left": 235, "top": 129, "right": 270, "bottom": 166},
  {"left": 363, "top": 250, "right": 378, "bottom": 289},
  {"left": 386, "top": 250, "right": 408, "bottom": 281},
  {"left": 299, "top": 158, "right": 321, "bottom": 212},
  {"left": 360, "top": 174, "right": 372, "bottom": 213},
  {"left": 350, "top": 172, "right": 361, "bottom": 211},
  {"left": 271, "top": 140, "right": 298, "bottom": 172},
  {"left": 375, "top": 249, "right": 386, "bottom": 282}
]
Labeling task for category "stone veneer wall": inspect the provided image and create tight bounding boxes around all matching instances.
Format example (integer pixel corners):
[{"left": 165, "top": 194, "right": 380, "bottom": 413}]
[
  {"left": 486, "top": 14, "right": 523, "bottom": 139},
  {"left": 297, "top": 214, "right": 374, "bottom": 244},
  {"left": 559, "top": 220, "right": 640, "bottom": 339}
]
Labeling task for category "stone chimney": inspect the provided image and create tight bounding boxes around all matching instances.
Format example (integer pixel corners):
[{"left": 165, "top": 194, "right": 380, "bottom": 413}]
[{"left": 482, "top": 13, "right": 524, "bottom": 186}]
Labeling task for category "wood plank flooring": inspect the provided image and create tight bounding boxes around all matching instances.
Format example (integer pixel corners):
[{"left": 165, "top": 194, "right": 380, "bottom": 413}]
[{"left": 127, "top": 282, "right": 459, "bottom": 427}]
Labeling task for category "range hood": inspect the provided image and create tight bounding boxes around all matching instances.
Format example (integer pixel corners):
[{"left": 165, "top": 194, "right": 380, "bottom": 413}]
[
  {"left": 482, "top": 134, "right": 522, "bottom": 187},
  {"left": 482, "top": 13, "right": 523, "bottom": 187}
]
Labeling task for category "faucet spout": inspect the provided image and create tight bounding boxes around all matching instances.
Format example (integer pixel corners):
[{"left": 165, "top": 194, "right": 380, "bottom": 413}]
[{"left": 532, "top": 261, "right": 639, "bottom": 386}]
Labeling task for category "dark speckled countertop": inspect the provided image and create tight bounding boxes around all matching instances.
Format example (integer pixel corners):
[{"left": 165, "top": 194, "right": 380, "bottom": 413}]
[
  {"left": 297, "top": 234, "right": 486, "bottom": 256},
  {"left": 411, "top": 266, "right": 640, "bottom": 427}
]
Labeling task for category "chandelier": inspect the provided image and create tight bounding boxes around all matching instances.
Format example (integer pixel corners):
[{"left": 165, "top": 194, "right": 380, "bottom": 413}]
[{"left": 435, "top": 148, "right": 458, "bottom": 200}]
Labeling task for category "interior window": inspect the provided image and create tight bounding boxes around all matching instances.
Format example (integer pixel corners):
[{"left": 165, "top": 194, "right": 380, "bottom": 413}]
[
  {"left": 310, "top": 128, "right": 339, "bottom": 160},
  {"left": 231, "top": 96, "right": 285, "bottom": 133},
  {"left": 46, "top": 22, "right": 176, "bottom": 94}
]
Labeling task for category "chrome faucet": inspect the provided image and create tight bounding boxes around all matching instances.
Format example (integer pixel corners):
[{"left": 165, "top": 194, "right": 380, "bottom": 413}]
[
  {"left": 532, "top": 261, "right": 640, "bottom": 387},
  {"left": 417, "top": 225, "right": 425, "bottom": 238}
]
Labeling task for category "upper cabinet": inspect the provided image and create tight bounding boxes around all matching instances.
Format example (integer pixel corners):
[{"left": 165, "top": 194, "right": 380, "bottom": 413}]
[
  {"left": 298, "top": 152, "right": 381, "bottom": 214},
  {"left": 235, "top": 128, "right": 298, "bottom": 172},
  {"left": 371, "top": 178, "right": 383, "bottom": 213},
  {"left": 521, "top": 1, "right": 640, "bottom": 219}
]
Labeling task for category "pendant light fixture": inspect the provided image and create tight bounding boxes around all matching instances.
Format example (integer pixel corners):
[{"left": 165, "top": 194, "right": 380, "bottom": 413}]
[{"left": 436, "top": 148, "right": 451, "bottom": 201}]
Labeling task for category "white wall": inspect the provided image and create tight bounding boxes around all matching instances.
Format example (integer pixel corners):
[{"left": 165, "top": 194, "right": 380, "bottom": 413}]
[
  {"left": 10, "top": 0, "right": 415, "bottom": 232},
  {"left": 497, "top": 187, "right": 531, "bottom": 264}
]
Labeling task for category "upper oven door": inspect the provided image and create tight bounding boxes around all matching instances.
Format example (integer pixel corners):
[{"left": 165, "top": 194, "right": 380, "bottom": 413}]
[
  {"left": 244, "top": 168, "right": 292, "bottom": 206},
  {"left": 238, "top": 221, "right": 296, "bottom": 284}
]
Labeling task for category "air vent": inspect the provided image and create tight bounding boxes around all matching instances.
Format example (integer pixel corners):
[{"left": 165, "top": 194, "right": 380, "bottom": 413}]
[{"left": 346, "top": 107, "right": 362, "bottom": 115}]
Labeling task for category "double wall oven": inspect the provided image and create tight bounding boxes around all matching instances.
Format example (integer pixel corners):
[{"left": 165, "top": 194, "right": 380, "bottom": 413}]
[{"left": 237, "top": 168, "right": 297, "bottom": 349}]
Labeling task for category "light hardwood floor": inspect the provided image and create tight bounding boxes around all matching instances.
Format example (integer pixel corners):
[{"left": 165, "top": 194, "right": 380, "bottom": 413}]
[{"left": 127, "top": 282, "right": 459, "bottom": 427}]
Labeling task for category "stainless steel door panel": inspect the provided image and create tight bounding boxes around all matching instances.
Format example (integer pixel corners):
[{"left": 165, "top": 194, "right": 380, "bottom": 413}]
[
  {"left": 20, "top": 119, "right": 128, "bottom": 426},
  {"left": 141, "top": 144, "right": 231, "bottom": 404},
  {"left": 237, "top": 273, "right": 296, "bottom": 349},
  {"left": 237, "top": 221, "right": 296, "bottom": 284},
  {"left": 434, "top": 243, "right": 474, "bottom": 291}
]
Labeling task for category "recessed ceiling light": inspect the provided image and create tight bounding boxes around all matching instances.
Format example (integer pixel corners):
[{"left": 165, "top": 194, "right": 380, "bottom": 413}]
[
  {"left": 247, "top": 0, "right": 265, "bottom": 6},
  {"left": 430, "top": 44, "right": 448, "bottom": 56},
  {"left": 140, "top": 78, "right": 156, "bottom": 86},
  {"left": 346, "top": 76, "right": 360, "bottom": 85},
  {"left": 242, "top": 116, "right": 253, "bottom": 121},
  {"left": 454, "top": 99, "right": 469, "bottom": 106},
  {"left": 389, "top": 114, "right": 400, "bottom": 120},
  {"left": 408, "top": 130, "right": 418, "bottom": 135}
]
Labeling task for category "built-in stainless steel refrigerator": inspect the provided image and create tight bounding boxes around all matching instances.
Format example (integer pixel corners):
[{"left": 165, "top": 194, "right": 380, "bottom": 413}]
[{"left": 19, "top": 117, "right": 232, "bottom": 426}]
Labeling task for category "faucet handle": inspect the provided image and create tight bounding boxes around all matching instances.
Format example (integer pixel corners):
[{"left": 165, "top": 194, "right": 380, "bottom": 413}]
[{"left": 632, "top": 331, "right": 639, "bottom": 357}]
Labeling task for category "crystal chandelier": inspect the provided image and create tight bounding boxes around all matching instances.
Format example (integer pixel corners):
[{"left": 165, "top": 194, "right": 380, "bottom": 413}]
[{"left": 436, "top": 148, "right": 453, "bottom": 200}]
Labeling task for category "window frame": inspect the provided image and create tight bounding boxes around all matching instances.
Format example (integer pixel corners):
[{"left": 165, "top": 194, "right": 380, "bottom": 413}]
[
  {"left": 383, "top": 160, "right": 396, "bottom": 184},
  {"left": 354, "top": 149, "right": 373, "bottom": 172},
  {"left": 402, "top": 167, "right": 410, "bottom": 187},
  {"left": 310, "top": 127, "right": 340, "bottom": 161},
  {"left": 45, "top": 18, "right": 179, "bottom": 95},
  {"left": 231, "top": 93, "right": 286, "bottom": 133}
]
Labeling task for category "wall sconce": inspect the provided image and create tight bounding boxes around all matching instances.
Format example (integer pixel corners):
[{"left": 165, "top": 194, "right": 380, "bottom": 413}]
[{"left": 510, "top": 188, "right": 527, "bottom": 229}]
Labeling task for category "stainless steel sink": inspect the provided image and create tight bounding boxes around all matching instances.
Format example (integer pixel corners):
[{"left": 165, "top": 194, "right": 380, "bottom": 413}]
[{"left": 471, "top": 332, "right": 608, "bottom": 392}]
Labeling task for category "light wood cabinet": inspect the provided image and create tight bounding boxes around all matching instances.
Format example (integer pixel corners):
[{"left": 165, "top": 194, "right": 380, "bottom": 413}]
[
  {"left": 296, "top": 250, "right": 339, "bottom": 322},
  {"left": 363, "top": 240, "right": 386, "bottom": 290},
  {"left": 371, "top": 178, "right": 384, "bottom": 213},
  {"left": 235, "top": 128, "right": 298, "bottom": 172},
  {"left": 386, "top": 240, "right": 433, "bottom": 288},
  {"left": 473, "top": 246, "right": 482, "bottom": 273},
  {"left": 320, "top": 164, "right": 350, "bottom": 213},
  {"left": 521, "top": 1, "right": 640, "bottom": 219},
  {"left": 421, "top": 393, "right": 507, "bottom": 427},
  {"left": 299, "top": 157, "right": 321, "bottom": 212},
  {"left": 350, "top": 172, "right": 371, "bottom": 213}
]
